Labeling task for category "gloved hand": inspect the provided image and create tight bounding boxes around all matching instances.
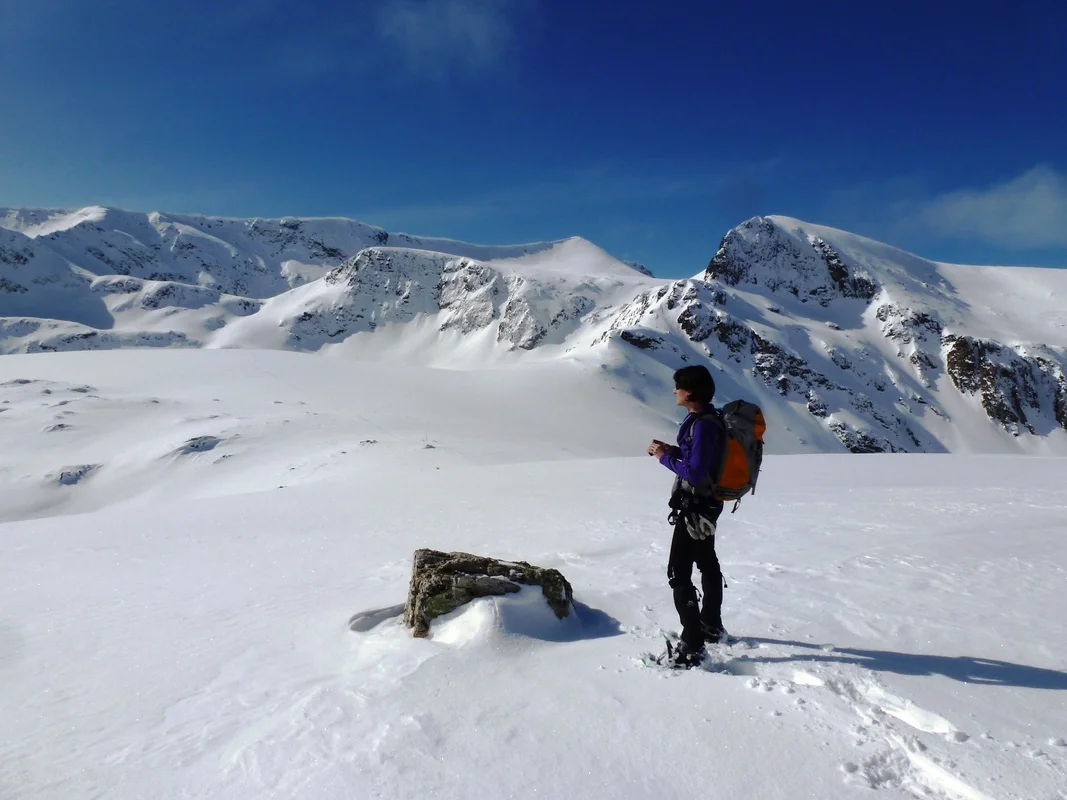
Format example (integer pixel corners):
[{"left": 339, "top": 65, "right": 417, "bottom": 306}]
[{"left": 686, "top": 514, "right": 717, "bottom": 540}]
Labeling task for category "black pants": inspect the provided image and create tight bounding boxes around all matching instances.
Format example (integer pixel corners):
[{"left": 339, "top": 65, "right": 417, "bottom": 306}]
[{"left": 667, "top": 506, "right": 724, "bottom": 649}]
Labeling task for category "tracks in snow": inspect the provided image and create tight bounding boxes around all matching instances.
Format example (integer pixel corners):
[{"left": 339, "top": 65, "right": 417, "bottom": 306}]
[
  {"left": 629, "top": 623, "right": 1065, "bottom": 799},
  {"left": 746, "top": 650, "right": 1064, "bottom": 798}
]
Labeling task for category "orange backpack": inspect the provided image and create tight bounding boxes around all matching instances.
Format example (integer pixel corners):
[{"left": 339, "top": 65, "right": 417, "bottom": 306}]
[{"left": 689, "top": 400, "right": 766, "bottom": 512}]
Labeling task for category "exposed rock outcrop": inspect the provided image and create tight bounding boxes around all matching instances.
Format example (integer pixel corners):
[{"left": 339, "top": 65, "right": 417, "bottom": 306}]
[
  {"left": 944, "top": 335, "right": 1067, "bottom": 435},
  {"left": 403, "top": 549, "right": 574, "bottom": 638},
  {"left": 876, "top": 302, "right": 944, "bottom": 387}
]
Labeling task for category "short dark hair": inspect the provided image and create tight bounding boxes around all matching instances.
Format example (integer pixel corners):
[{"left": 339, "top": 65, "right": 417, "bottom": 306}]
[{"left": 674, "top": 365, "right": 716, "bottom": 405}]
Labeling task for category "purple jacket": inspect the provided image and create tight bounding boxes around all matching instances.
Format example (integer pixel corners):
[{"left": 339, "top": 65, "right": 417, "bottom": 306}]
[{"left": 658, "top": 410, "right": 722, "bottom": 485}]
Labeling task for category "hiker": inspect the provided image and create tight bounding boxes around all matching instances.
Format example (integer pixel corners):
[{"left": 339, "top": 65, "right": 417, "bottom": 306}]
[{"left": 647, "top": 365, "right": 727, "bottom": 669}]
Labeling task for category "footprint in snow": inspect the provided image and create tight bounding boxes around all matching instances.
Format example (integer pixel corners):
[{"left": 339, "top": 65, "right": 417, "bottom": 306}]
[{"left": 859, "top": 682, "right": 964, "bottom": 740}]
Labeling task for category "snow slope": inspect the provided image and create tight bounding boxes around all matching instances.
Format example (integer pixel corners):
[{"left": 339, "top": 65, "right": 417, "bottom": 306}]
[
  {"left": 0, "top": 349, "right": 670, "bottom": 523},
  {"left": 0, "top": 349, "right": 1065, "bottom": 800},
  {"left": 2, "top": 207, "right": 1066, "bottom": 455}
]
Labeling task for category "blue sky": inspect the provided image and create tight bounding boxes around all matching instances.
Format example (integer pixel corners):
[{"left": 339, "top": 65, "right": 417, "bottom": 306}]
[{"left": 1, "top": 0, "right": 1065, "bottom": 277}]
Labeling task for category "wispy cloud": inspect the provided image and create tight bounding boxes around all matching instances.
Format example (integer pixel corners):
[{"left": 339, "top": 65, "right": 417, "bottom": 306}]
[
  {"left": 375, "top": 0, "right": 524, "bottom": 77},
  {"left": 916, "top": 165, "right": 1067, "bottom": 248},
  {"left": 221, "top": 0, "right": 530, "bottom": 84}
]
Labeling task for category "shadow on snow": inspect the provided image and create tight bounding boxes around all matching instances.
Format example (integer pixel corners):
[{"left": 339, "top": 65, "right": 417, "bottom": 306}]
[{"left": 744, "top": 637, "right": 1067, "bottom": 691}]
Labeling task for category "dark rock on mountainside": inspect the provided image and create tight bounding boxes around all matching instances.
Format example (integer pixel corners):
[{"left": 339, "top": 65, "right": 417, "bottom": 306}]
[
  {"left": 810, "top": 238, "right": 878, "bottom": 301},
  {"left": 620, "top": 330, "right": 664, "bottom": 350},
  {"left": 944, "top": 335, "right": 1067, "bottom": 435},
  {"left": 624, "top": 260, "right": 655, "bottom": 277}
]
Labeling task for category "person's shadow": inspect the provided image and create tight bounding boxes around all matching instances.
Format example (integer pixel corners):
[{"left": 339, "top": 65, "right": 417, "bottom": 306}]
[{"left": 742, "top": 638, "right": 1067, "bottom": 690}]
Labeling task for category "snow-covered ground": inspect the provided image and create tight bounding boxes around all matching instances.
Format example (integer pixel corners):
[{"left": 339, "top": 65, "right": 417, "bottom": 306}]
[{"left": 1, "top": 350, "right": 1065, "bottom": 799}]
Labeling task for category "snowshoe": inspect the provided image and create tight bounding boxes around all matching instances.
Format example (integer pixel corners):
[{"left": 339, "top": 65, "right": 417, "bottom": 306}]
[
  {"left": 646, "top": 635, "right": 706, "bottom": 670},
  {"left": 702, "top": 623, "right": 729, "bottom": 645}
]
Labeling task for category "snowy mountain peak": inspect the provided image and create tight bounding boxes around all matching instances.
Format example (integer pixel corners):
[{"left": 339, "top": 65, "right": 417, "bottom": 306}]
[
  {"left": 0, "top": 205, "right": 114, "bottom": 238},
  {"left": 704, "top": 216, "right": 878, "bottom": 305},
  {"left": 690, "top": 216, "right": 1067, "bottom": 451}
]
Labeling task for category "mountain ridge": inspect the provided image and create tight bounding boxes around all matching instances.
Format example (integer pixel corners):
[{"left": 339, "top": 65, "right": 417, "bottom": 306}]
[{"left": 2, "top": 206, "right": 1065, "bottom": 455}]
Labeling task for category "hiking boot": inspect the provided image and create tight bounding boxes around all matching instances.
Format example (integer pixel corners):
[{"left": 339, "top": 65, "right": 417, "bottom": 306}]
[
  {"left": 702, "top": 622, "right": 728, "bottom": 645},
  {"left": 663, "top": 639, "right": 705, "bottom": 670}
]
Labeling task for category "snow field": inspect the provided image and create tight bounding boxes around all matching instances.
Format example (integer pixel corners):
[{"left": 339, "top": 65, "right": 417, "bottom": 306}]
[{"left": 0, "top": 350, "right": 1065, "bottom": 799}]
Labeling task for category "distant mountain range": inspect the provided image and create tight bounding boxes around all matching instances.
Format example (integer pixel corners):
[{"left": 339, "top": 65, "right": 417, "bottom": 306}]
[{"left": 2, "top": 205, "right": 1065, "bottom": 454}]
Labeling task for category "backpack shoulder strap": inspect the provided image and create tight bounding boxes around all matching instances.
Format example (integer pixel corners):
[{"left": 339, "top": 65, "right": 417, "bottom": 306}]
[
  {"left": 703, "top": 409, "right": 729, "bottom": 485},
  {"left": 682, "top": 408, "right": 722, "bottom": 441},
  {"left": 683, "top": 408, "right": 728, "bottom": 485}
]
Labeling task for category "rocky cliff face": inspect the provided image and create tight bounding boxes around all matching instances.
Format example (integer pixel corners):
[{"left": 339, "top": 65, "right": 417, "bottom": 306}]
[{"left": 943, "top": 336, "right": 1067, "bottom": 435}]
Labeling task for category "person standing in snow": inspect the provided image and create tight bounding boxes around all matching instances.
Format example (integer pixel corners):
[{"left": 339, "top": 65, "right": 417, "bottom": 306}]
[{"left": 647, "top": 365, "right": 726, "bottom": 669}]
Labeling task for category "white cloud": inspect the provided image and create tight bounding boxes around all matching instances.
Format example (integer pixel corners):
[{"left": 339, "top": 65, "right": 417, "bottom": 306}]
[
  {"left": 376, "top": 0, "right": 520, "bottom": 76},
  {"left": 918, "top": 165, "right": 1067, "bottom": 248}
]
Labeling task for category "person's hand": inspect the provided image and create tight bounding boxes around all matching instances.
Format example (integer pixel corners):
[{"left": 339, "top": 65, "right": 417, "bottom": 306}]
[
  {"left": 648, "top": 440, "right": 669, "bottom": 459},
  {"left": 687, "top": 516, "right": 716, "bottom": 540}
]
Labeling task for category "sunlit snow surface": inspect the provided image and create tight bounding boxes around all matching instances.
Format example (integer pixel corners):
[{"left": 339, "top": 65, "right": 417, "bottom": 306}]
[{"left": 1, "top": 350, "right": 1065, "bottom": 799}]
